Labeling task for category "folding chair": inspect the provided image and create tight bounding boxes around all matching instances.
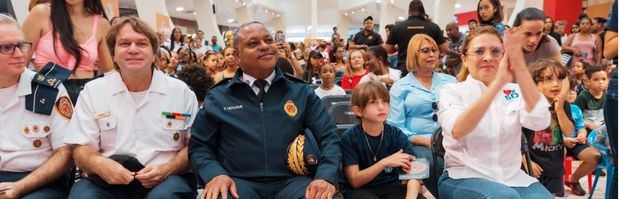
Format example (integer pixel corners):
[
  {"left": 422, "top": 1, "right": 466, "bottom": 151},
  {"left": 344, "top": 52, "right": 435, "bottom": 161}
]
[
  {"left": 321, "top": 95, "right": 350, "bottom": 111},
  {"left": 327, "top": 101, "right": 357, "bottom": 134},
  {"left": 430, "top": 127, "right": 445, "bottom": 198}
]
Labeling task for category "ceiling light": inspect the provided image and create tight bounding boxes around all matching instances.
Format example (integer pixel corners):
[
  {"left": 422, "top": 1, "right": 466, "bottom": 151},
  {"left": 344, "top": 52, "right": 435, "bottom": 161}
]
[
  {"left": 391, "top": 0, "right": 394, "bottom": 3},
  {"left": 344, "top": 12, "right": 348, "bottom": 16},
  {"left": 193, "top": 12, "right": 197, "bottom": 15},
  {"left": 242, "top": 2, "right": 246, "bottom": 5},
  {"left": 375, "top": 0, "right": 382, "bottom": 3},
  {"left": 228, "top": 19, "right": 235, "bottom": 23},
  {"left": 454, "top": 3, "right": 461, "bottom": 8},
  {"left": 361, "top": 8, "right": 365, "bottom": 12},
  {"left": 351, "top": 11, "right": 355, "bottom": 14},
  {"left": 176, "top": 7, "right": 184, "bottom": 12},
  {"left": 276, "top": 14, "right": 280, "bottom": 17},
  {"left": 265, "top": 9, "right": 269, "bottom": 13},
  {"left": 398, "top": 16, "right": 405, "bottom": 20}
]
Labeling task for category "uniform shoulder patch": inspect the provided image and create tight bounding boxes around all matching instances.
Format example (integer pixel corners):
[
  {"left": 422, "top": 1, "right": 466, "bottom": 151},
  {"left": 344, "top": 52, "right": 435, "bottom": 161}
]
[{"left": 55, "top": 96, "right": 73, "bottom": 119}]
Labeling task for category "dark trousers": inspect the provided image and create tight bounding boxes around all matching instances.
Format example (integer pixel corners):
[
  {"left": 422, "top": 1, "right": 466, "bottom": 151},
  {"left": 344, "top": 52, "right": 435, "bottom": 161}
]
[
  {"left": 604, "top": 68, "right": 618, "bottom": 199},
  {"left": 413, "top": 145, "right": 442, "bottom": 198},
  {"left": 63, "top": 78, "right": 93, "bottom": 105},
  {"left": 0, "top": 171, "right": 71, "bottom": 199},
  {"left": 345, "top": 184, "right": 406, "bottom": 199},
  {"left": 230, "top": 176, "right": 312, "bottom": 199},
  {"left": 67, "top": 173, "right": 196, "bottom": 199}
]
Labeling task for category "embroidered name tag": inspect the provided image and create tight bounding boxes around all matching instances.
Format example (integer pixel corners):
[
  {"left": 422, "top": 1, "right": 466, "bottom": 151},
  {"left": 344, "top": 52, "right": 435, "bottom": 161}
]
[{"left": 223, "top": 105, "right": 243, "bottom": 111}]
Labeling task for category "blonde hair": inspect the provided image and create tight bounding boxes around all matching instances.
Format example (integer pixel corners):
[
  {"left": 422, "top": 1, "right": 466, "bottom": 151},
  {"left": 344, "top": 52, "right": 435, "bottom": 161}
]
[
  {"left": 345, "top": 50, "right": 365, "bottom": 77},
  {"left": 456, "top": 26, "right": 502, "bottom": 82},
  {"left": 406, "top": 34, "right": 438, "bottom": 73}
]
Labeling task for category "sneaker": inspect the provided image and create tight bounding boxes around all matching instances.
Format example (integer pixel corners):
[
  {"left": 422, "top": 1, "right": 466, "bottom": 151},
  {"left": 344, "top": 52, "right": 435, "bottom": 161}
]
[{"left": 565, "top": 181, "right": 586, "bottom": 196}]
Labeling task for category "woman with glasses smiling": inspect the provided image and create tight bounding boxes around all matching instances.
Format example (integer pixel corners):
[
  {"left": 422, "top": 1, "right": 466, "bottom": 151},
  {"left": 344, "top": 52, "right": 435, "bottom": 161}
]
[
  {"left": 387, "top": 34, "right": 456, "bottom": 198},
  {"left": 438, "top": 26, "right": 554, "bottom": 199}
]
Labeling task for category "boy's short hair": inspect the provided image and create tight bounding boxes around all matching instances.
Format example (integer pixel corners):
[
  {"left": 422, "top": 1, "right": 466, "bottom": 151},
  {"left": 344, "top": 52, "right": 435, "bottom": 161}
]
[
  {"left": 585, "top": 65, "right": 605, "bottom": 79},
  {"left": 350, "top": 81, "right": 389, "bottom": 110},
  {"left": 528, "top": 59, "right": 569, "bottom": 84}
]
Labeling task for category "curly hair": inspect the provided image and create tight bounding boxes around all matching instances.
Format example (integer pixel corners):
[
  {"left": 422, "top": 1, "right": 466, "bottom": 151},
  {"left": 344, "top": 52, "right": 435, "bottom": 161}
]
[{"left": 176, "top": 64, "right": 214, "bottom": 104}]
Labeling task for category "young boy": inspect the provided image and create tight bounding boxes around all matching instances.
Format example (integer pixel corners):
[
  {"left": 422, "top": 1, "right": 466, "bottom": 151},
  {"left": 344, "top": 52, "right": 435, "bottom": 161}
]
[
  {"left": 563, "top": 75, "right": 602, "bottom": 196},
  {"left": 574, "top": 66, "right": 609, "bottom": 132},
  {"left": 314, "top": 63, "right": 346, "bottom": 98},
  {"left": 341, "top": 81, "right": 420, "bottom": 199},
  {"left": 523, "top": 59, "right": 575, "bottom": 197}
]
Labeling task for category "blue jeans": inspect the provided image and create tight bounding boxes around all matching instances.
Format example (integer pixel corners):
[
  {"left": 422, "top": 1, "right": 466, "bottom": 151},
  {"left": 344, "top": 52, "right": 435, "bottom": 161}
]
[
  {"left": 438, "top": 171, "right": 553, "bottom": 199},
  {"left": 68, "top": 173, "right": 196, "bottom": 199},
  {"left": 412, "top": 145, "right": 442, "bottom": 198}
]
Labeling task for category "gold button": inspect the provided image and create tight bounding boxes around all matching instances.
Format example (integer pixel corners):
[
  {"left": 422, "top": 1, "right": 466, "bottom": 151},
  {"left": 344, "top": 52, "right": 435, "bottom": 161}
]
[
  {"left": 173, "top": 132, "right": 180, "bottom": 141},
  {"left": 33, "top": 139, "right": 42, "bottom": 148},
  {"left": 33, "top": 125, "right": 39, "bottom": 132},
  {"left": 167, "top": 121, "right": 173, "bottom": 127},
  {"left": 43, "top": 126, "right": 50, "bottom": 133},
  {"left": 24, "top": 127, "right": 30, "bottom": 134}
]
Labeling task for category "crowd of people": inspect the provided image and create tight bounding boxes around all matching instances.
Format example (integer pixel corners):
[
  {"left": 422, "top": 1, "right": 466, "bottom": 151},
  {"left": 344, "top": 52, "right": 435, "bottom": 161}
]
[{"left": 0, "top": 0, "right": 617, "bottom": 198}]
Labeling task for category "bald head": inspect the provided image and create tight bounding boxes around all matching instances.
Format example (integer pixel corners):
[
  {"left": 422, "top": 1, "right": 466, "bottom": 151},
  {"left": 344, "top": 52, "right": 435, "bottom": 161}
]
[{"left": 445, "top": 22, "right": 460, "bottom": 40}]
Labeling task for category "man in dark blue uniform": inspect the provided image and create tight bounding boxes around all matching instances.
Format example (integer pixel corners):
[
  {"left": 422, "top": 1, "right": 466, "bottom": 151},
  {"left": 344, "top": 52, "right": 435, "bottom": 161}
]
[{"left": 189, "top": 21, "right": 341, "bottom": 199}]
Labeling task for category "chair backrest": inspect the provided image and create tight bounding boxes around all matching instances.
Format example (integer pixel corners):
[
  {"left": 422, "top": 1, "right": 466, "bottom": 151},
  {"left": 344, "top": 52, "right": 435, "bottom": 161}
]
[
  {"left": 328, "top": 102, "right": 358, "bottom": 125},
  {"left": 431, "top": 127, "right": 445, "bottom": 157},
  {"left": 322, "top": 95, "right": 350, "bottom": 110},
  {"left": 588, "top": 125, "right": 610, "bottom": 153}
]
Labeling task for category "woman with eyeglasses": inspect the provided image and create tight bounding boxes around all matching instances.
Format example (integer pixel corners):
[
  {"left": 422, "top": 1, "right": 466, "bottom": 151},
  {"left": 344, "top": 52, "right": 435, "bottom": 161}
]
[
  {"left": 22, "top": 0, "right": 113, "bottom": 105},
  {"left": 387, "top": 34, "right": 456, "bottom": 198},
  {"left": 438, "top": 26, "right": 553, "bottom": 198}
]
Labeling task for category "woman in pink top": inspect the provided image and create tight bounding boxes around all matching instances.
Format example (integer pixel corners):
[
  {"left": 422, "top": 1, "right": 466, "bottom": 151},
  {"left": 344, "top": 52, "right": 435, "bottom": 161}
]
[
  {"left": 563, "top": 17, "right": 603, "bottom": 66},
  {"left": 22, "top": 0, "right": 113, "bottom": 104}
]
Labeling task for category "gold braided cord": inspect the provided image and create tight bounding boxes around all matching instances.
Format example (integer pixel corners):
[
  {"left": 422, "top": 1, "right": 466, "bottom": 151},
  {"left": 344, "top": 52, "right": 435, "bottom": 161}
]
[{"left": 287, "top": 135, "right": 309, "bottom": 175}]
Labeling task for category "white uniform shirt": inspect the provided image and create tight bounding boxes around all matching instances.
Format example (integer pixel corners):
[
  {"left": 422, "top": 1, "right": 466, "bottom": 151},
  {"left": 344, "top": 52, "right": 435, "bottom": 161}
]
[
  {"left": 64, "top": 70, "right": 199, "bottom": 166},
  {"left": 0, "top": 70, "right": 71, "bottom": 172},
  {"left": 437, "top": 75, "right": 551, "bottom": 187}
]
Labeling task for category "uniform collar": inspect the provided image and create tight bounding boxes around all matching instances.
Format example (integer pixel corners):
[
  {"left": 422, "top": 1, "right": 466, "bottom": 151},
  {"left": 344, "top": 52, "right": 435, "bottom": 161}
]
[
  {"left": 16, "top": 69, "right": 34, "bottom": 97},
  {"left": 241, "top": 70, "right": 276, "bottom": 87},
  {"left": 109, "top": 69, "right": 167, "bottom": 95},
  {"left": 464, "top": 75, "right": 488, "bottom": 90}
]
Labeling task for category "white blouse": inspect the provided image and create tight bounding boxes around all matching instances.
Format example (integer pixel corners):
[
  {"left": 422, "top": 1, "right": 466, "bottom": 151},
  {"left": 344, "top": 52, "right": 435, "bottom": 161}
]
[{"left": 437, "top": 75, "right": 551, "bottom": 187}]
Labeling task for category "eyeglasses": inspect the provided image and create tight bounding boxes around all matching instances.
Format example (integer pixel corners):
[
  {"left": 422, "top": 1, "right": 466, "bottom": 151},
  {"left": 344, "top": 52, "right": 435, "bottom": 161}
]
[
  {"left": 465, "top": 46, "right": 503, "bottom": 58},
  {"left": 0, "top": 42, "right": 32, "bottom": 54},
  {"left": 432, "top": 101, "right": 438, "bottom": 122},
  {"left": 418, "top": 47, "right": 438, "bottom": 55}
]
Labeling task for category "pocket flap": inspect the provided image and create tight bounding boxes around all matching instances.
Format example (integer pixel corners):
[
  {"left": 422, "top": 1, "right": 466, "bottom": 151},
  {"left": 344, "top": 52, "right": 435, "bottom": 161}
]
[
  {"left": 163, "top": 119, "right": 186, "bottom": 131},
  {"left": 97, "top": 116, "right": 117, "bottom": 131}
]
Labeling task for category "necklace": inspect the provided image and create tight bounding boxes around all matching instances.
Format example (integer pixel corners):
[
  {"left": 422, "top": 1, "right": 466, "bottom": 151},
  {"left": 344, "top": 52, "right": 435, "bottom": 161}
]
[{"left": 364, "top": 131, "right": 384, "bottom": 162}]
